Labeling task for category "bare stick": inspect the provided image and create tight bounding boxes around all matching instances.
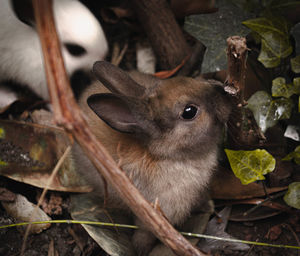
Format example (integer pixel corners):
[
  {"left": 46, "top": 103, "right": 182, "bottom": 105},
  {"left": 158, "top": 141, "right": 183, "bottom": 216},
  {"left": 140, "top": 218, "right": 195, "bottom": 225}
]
[
  {"left": 225, "top": 36, "right": 266, "bottom": 148},
  {"left": 225, "top": 36, "right": 248, "bottom": 98},
  {"left": 129, "top": 0, "right": 206, "bottom": 75},
  {"left": 32, "top": 0, "right": 205, "bottom": 255}
]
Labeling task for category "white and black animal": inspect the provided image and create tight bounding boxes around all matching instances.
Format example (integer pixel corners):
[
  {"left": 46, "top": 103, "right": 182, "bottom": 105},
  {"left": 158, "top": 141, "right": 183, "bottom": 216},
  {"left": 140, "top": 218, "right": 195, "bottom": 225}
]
[
  {"left": 0, "top": 0, "right": 108, "bottom": 106},
  {"left": 73, "top": 61, "right": 232, "bottom": 255}
]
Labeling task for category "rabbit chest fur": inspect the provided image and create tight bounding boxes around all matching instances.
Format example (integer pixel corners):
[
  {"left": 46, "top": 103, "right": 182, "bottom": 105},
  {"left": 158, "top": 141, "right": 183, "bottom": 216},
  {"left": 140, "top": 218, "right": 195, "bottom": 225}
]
[{"left": 72, "top": 61, "right": 231, "bottom": 254}]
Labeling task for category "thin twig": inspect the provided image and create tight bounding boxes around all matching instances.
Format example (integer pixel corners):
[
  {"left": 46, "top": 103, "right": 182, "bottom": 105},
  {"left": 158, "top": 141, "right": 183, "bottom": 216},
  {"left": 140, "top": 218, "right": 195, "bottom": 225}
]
[
  {"left": 111, "top": 42, "right": 128, "bottom": 67},
  {"left": 4, "top": 219, "right": 299, "bottom": 250},
  {"left": 243, "top": 191, "right": 289, "bottom": 217},
  {"left": 21, "top": 146, "right": 71, "bottom": 255}
]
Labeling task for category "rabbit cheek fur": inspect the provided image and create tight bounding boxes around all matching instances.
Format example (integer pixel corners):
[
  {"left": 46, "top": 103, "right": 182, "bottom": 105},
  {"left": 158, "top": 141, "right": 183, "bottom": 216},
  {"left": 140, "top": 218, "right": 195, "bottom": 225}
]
[{"left": 74, "top": 61, "right": 231, "bottom": 254}]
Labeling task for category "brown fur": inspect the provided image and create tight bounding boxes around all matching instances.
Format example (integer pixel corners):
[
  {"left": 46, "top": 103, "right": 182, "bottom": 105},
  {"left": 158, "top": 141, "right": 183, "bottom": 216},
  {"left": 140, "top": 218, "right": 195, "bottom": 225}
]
[{"left": 71, "top": 62, "right": 232, "bottom": 255}]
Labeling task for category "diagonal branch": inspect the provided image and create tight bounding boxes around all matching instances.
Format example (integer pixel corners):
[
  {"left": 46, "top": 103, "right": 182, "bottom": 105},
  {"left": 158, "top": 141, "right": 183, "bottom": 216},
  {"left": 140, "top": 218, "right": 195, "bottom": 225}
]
[{"left": 32, "top": 0, "right": 205, "bottom": 255}]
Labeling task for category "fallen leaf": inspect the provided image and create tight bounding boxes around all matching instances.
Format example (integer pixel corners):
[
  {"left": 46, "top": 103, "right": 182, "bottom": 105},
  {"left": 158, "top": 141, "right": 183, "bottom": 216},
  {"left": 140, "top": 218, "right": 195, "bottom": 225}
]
[
  {"left": 70, "top": 193, "right": 135, "bottom": 256},
  {"left": 284, "top": 182, "right": 300, "bottom": 209},
  {"left": 291, "top": 55, "right": 300, "bottom": 73},
  {"left": 1, "top": 193, "right": 51, "bottom": 234},
  {"left": 154, "top": 55, "right": 189, "bottom": 79},
  {"left": 211, "top": 166, "right": 287, "bottom": 200},
  {"left": 247, "top": 91, "right": 293, "bottom": 133},
  {"left": 282, "top": 146, "right": 300, "bottom": 165},
  {"left": 198, "top": 207, "right": 250, "bottom": 253},
  {"left": 0, "top": 120, "right": 91, "bottom": 192},
  {"left": 272, "top": 77, "right": 297, "bottom": 98},
  {"left": 225, "top": 149, "right": 276, "bottom": 185}
]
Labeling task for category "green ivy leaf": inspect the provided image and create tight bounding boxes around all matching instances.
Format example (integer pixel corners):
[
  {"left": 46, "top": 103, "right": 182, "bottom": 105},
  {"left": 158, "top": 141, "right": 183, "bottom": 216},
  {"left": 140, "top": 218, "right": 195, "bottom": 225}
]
[
  {"left": 258, "top": 40, "right": 280, "bottom": 68},
  {"left": 282, "top": 145, "right": 300, "bottom": 165},
  {"left": 243, "top": 16, "right": 292, "bottom": 68},
  {"left": 184, "top": 0, "right": 253, "bottom": 73},
  {"left": 247, "top": 91, "right": 293, "bottom": 133},
  {"left": 294, "top": 77, "right": 300, "bottom": 94},
  {"left": 284, "top": 182, "right": 300, "bottom": 209},
  {"left": 291, "top": 55, "right": 300, "bottom": 73},
  {"left": 225, "top": 149, "right": 276, "bottom": 185},
  {"left": 272, "top": 77, "right": 296, "bottom": 98},
  {"left": 293, "top": 78, "right": 300, "bottom": 112}
]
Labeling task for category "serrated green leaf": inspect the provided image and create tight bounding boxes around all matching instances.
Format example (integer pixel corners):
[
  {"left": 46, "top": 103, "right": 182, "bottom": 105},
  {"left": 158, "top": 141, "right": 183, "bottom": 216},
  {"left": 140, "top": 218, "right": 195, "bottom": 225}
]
[
  {"left": 243, "top": 16, "right": 292, "bottom": 67},
  {"left": 247, "top": 91, "right": 293, "bottom": 133},
  {"left": 184, "top": 0, "right": 254, "bottom": 73},
  {"left": 258, "top": 40, "right": 281, "bottom": 68},
  {"left": 293, "top": 78, "right": 300, "bottom": 112},
  {"left": 225, "top": 149, "right": 276, "bottom": 185},
  {"left": 284, "top": 182, "right": 300, "bottom": 209},
  {"left": 291, "top": 55, "right": 300, "bottom": 73},
  {"left": 243, "top": 17, "right": 285, "bottom": 37},
  {"left": 272, "top": 77, "right": 296, "bottom": 98},
  {"left": 263, "top": 31, "right": 292, "bottom": 59},
  {"left": 282, "top": 153, "right": 294, "bottom": 161},
  {"left": 293, "top": 77, "right": 300, "bottom": 94},
  {"left": 282, "top": 146, "right": 300, "bottom": 165}
]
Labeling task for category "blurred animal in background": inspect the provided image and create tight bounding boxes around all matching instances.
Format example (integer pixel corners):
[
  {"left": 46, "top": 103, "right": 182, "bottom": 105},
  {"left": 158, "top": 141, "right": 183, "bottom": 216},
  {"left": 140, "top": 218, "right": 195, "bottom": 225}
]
[{"left": 0, "top": 0, "right": 108, "bottom": 107}]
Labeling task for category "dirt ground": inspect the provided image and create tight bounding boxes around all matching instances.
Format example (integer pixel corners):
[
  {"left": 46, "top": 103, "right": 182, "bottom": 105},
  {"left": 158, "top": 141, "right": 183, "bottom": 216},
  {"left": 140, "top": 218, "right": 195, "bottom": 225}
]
[{"left": 0, "top": 176, "right": 299, "bottom": 256}]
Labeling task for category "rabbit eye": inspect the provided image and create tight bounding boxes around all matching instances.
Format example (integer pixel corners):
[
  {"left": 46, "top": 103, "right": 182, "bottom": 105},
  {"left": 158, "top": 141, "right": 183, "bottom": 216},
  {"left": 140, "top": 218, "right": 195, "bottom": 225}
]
[
  {"left": 64, "top": 43, "right": 86, "bottom": 57},
  {"left": 181, "top": 105, "right": 198, "bottom": 120}
]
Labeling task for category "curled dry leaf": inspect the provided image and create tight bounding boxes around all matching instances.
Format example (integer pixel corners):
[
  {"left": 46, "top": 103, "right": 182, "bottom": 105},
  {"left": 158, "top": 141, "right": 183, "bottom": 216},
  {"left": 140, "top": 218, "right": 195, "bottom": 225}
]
[
  {"left": 0, "top": 120, "right": 91, "bottom": 192},
  {"left": 70, "top": 193, "right": 135, "bottom": 256},
  {"left": 1, "top": 193, "right": 51, "bottom": 234}
]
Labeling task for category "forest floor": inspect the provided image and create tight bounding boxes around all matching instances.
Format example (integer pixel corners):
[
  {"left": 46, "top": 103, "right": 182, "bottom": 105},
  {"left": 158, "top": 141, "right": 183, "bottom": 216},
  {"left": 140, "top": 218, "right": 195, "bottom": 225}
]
[{"left": 0, "top": 1, "right": 300, "bottom": 256}]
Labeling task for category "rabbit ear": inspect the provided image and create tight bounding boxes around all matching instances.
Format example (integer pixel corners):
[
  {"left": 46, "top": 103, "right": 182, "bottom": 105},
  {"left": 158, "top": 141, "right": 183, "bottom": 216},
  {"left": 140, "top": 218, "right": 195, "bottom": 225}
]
[
  {"left": 209, "top": 81, "right": 232, "bottom": 123},
  {"left": 93, "top": 61, "right": 145, "bottom": 98},
  {"left": 87, "top": 93, "right": 142, "bottom": 133}
]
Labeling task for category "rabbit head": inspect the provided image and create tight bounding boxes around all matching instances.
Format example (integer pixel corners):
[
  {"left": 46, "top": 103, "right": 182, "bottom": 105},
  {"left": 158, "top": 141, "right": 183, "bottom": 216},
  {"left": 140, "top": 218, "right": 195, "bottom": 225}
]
[{"left": 88, "top": 61, "right": 231, "bottom": 161}]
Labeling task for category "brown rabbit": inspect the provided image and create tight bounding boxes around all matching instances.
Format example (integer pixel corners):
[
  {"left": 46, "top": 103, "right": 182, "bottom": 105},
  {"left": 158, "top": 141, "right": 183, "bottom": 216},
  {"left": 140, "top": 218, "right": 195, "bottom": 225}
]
[{"left": 72, "top": 61, "right": 232, "bottom": 255}]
